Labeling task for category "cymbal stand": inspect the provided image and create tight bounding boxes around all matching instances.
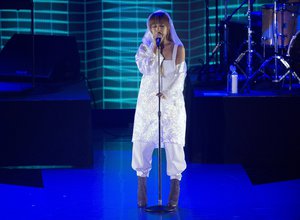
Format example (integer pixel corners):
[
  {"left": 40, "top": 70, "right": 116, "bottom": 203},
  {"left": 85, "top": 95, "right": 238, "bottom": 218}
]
[
  {"left": 268, "top": 0, "right": 290, "bottom": 82},
  {"left": 232, "top": 0, "right": 254, "bottom": 80},
  {"left": 273, "top": 0, "right": 280, "bottom": 82},
  {"left": 247, "top": 0, "right": 253, "bottom": 78},
  {"left": 236, "top": 0, "right": 264, "bottom": 92},
  {"left": 278, "top": 34, "right": 300, "bottom": 90},
  {"left": 234, "top": 42, "right": 263, "bottom": 79}
]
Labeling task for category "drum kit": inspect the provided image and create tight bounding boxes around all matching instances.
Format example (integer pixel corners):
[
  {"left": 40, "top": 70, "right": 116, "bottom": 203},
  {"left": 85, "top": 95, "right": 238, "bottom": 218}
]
[{"left": 239, "top": 0, "right": 300, "bottom": 91}]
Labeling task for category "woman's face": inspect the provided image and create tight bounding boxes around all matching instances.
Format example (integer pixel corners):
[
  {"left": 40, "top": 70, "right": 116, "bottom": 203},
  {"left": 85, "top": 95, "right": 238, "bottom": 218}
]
[{"left": 150, "top": 22, "right": 169, "bottom": 42}]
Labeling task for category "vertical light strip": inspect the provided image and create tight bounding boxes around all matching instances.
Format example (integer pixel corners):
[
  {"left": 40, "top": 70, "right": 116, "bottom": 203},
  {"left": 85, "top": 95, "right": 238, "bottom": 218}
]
[
  {"left": 118, "top": 0, "right": 122, "bottom": 109},
  {"left": 101, "top": 0, "right": 105, "bottom": 109},
  {"left": 188, "top": 1, "right": 191, "bottom": 68},
  {"left": 84, "top": 1, "right": 87, "bottom": 79},
  {"left": 101, "top": 0, "right": 172, "bottom": 109},
  {"left": 50, "top": 2, "right": 53, "bottom": 34}
]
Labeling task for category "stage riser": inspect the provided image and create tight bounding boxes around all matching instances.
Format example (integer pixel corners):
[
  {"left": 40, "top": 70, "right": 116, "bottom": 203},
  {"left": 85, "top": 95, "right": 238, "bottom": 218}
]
[
  {"left": 186, "top": 95, "right": 300, "bottom": 182},
  {"left": 0, "top": 84, "right": 92, "bottom": 168}
]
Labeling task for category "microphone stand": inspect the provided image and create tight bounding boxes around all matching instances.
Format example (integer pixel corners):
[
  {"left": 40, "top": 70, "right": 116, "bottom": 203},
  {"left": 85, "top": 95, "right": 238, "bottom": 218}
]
[{"left": 145, "top": 41, "right": 174, "bottom": 213}]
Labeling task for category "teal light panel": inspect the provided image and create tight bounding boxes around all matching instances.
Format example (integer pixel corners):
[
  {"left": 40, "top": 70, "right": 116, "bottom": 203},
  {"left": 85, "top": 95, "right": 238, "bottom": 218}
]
[
  {"left": 0, "top": 0, "right": 69, "bottom": 49},
  {"left": 173, "top": 1, "right": 204, "bottom": 69},
  {"left": 100, "top": 0, "right": 173, "bottom": 109},
  {"left": 0, "top": 0, "right": 275, "bottom": 109}
]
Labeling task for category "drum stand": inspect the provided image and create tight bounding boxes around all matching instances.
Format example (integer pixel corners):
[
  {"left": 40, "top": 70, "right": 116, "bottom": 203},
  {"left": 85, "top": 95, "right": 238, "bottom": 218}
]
[
  {"left": 234, "top": 43, "right": 263, "bottom": 79},
  {"left": 272, "top": 0, "right": 283, "bottom": 82},
  {"left": 278, "top": 57, "right": 300, "bottom": 90},
  {"left": 241, "top": 0, "right": 294, "bottom": 91},
  {"left": 278, "top": 32, "right": 300, "bottom": 90},
  {"left": 236, "top": 0, "right": 264, "bottom": 92},
  {"left": 277, "top": 3, "right": 300, "bottom": 90}
]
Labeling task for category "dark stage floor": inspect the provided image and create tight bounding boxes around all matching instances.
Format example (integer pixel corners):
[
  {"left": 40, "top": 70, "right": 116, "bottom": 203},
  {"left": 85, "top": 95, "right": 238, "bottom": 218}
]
[{"left": 0, "top": 127, "right": 300, "bottom": 220}]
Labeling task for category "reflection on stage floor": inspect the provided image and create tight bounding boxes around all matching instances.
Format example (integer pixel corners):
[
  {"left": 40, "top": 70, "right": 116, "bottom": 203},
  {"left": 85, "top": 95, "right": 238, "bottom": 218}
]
[{"left": 0, "top": 127, "right": 299, "bottom": 220}]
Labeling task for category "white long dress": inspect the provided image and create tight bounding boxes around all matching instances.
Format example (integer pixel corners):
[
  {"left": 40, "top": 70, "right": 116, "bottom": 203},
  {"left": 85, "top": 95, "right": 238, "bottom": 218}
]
[{"left": 132, "top": 43, "right": 187, "bottom": 146}]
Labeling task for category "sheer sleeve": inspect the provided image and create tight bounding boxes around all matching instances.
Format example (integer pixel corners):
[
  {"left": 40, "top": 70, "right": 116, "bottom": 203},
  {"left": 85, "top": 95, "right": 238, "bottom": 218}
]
[{"left": 135, "top": 43, "right": 164, "bottom": 75}]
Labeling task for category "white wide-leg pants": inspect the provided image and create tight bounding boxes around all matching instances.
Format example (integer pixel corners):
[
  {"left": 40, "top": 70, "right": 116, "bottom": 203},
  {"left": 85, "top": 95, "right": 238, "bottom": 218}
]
[{"left": 131, "top": 141, "right": 187, "bottom": 180}]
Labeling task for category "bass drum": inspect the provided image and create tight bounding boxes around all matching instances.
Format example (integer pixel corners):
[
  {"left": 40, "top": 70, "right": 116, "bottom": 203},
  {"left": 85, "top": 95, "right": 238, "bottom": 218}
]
[
  {"left": 287, "top": 31, "right": 300, "bottom": 73},
  {"left": 261, "top": 3, "right": 299, "bottom": 48}
]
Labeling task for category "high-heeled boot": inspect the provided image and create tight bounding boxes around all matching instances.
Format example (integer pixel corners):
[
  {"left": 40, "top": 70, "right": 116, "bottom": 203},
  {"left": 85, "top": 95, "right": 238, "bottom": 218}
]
[
  {"left": 137, "top": 176, "right": 147, "bottom": 208},
  {"left": 168, "top": 179, "right": 180, "bottom": 209}
]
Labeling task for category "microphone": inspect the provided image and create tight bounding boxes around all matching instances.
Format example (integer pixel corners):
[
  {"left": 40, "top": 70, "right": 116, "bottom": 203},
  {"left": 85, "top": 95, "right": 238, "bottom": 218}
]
[{"left": 156, "top": 34, "right": 162, "bottom": 47}]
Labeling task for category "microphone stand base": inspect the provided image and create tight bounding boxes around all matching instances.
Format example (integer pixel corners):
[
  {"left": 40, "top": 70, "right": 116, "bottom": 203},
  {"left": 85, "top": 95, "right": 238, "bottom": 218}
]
[{"left": 145, "top": 205, "right": 176, "bottom": 213}]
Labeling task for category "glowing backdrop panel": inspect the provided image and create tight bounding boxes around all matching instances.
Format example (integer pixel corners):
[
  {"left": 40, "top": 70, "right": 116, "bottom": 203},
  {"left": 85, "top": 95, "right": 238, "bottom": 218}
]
[{"left": 0, "top": 0, "right": 271, "bottom": 109}]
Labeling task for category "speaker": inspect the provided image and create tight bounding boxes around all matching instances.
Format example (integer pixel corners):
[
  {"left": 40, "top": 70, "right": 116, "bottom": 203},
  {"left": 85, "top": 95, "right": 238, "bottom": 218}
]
[{"left": 0, "top": 34, "right": 81, "bottom": 83}]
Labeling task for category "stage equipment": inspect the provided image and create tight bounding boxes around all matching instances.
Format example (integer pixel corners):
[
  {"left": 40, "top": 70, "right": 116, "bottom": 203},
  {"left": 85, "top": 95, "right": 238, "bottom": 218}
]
[
  {"left": 232, "top": 0, "right": 263, "bottom": 88},
  {"left": 277, "top": 31, "right": 300, "bottom": 89},
  {"left": 287, "top": 30, "right": 300, "bottom": 72},
  {"left": 261, "top": 3, "right": 298, "bottom": 48},
  {"left": 0, "top": 34, "right": 81, "bottom": 83},
  {"left": 220, "top": 0, "right": 252, "bottom": 76},
  {"left": 246, "top": 0, "right": 254, "bottom": 77},
  {"left": 197, "top": 0, "right": 228, "bottom": 82},
  {"left": 145, "top": 42, "right": 174, "bottom": 213},
  {"left": 263, "top": 1, "right": 299, "bottom": 81},
  {"left": 241, "top": 1, "right": 299, "bottom": 91},
  {"left": 0, "top": 0, "right": 35, "bottom": 86}
]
